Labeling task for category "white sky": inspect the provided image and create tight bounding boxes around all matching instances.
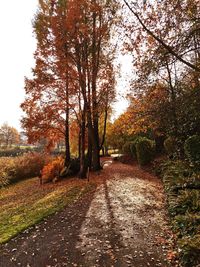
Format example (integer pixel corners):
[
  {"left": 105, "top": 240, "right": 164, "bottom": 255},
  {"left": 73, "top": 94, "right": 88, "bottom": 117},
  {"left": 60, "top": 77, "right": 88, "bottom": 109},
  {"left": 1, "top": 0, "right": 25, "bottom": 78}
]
[
  {"left": 0, "top": 0, "right": 38, "bottom": 130},
  {"left": 0, "top": 1, "right": 130, "bottom": 131}
]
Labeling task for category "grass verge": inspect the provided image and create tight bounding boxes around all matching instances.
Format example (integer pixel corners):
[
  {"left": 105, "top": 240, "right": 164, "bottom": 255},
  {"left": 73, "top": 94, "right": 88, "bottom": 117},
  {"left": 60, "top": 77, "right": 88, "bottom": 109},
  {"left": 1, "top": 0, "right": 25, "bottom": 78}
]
[{"left": 0, "top": 177, "right": 96, "bottom": 244}]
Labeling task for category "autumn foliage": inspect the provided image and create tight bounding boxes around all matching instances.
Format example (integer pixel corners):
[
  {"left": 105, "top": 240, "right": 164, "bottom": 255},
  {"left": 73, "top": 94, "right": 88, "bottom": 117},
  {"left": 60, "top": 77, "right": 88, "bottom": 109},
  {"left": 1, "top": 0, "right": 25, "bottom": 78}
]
[
  {"left": 21, "top": 0, "right": 118, "bottom": 177},
  {"left": 41, "top": 157, "right": 64, "bottom": 183},
  {"left": 0, "top": 153, "right": 50, "bottom": 187}
]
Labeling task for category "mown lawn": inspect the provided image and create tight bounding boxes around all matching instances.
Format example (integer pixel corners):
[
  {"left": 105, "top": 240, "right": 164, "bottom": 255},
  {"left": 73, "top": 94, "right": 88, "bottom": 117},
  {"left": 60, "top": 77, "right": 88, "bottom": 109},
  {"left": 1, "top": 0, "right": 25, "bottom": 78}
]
[{"left": 0, "top": 177, "right": 96, "bottom": 244}]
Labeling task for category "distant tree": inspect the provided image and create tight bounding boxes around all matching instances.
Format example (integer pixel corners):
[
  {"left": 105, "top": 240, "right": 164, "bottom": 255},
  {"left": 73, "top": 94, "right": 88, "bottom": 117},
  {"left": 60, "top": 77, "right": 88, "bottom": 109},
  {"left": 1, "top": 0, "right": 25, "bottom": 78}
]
[
  {"left": 19, "top": 131, "right": 28, "bottom": 146},
  {"left": 0, "top": 123, "right": 20, "bottom": 147}
]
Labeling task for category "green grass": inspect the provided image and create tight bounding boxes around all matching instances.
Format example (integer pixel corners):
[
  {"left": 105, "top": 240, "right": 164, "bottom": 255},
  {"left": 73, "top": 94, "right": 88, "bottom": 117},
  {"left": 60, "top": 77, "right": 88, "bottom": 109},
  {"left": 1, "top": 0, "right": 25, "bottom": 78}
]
[{"left": 0, "top": 177, "right": 96, "bottom": 244}]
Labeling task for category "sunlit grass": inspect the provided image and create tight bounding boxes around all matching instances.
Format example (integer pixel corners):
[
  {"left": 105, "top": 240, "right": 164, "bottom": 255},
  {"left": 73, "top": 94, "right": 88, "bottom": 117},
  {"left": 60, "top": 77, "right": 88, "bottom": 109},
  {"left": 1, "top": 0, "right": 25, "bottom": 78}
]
[{"left": 0, "top": 177, "right": 96, "bottom": 244}]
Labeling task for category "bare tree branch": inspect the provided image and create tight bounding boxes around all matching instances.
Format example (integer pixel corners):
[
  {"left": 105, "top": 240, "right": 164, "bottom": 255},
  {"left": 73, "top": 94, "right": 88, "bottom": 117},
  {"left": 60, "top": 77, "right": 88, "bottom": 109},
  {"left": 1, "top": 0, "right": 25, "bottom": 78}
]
[{"left": 123, "top": 0, "right": 200, "bottom": 72}]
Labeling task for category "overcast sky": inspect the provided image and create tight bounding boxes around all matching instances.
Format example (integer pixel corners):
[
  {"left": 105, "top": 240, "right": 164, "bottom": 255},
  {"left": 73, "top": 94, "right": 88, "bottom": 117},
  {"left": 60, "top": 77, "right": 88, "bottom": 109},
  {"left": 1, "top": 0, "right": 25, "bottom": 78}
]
[
  {"left": 0, "top": 0, "right": 38, "bottom": 130},
  {"left": 0, "top": 1, "right": 130, "bottom": 131}
]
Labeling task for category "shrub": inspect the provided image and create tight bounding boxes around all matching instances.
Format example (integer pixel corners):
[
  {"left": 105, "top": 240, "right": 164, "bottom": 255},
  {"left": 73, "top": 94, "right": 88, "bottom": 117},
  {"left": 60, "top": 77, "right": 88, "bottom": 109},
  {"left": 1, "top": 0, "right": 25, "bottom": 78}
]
[
  {"left": 164, "top": 136, "right": 176, "bottom": 156},
  {"left": 0, "top": 147, "right": 34, "bottom": 157},
  {"left": 60, "top": 158, "right": 80, "bottom": 178},
  {"left": 160, "top": 159, "right": 200, "bottom": 266},
  {"left": 178, "top": 235, "right": 200, "bottom": 267},
  {"left": 41, "top": 157, "right": 64, "bottom": 183},
  {"left": 151, "top": 140, "right": 156, "bottom": 156},
  {"left": 173, "top": 213, "right": 200, "bottom": 236},
  {"left": 129, "top": 136, "right": 154, "bottom": 159},
  {"left": 13, "top": 152, "right": 50, "bottom": 181},
  {"left": 136, "top": 137, "right": 155, "bottom": 166},
  {"left": 155, "top": 135, "right": 165, "bottom": 153},
  {"left": 122, "top": 141, "right": 133, "bottom": 155},
  {"left": 161, "top": 160, "right": 195, "bottom": 193},
  {"left": 0, "top": 153, "right": 50, "bottom": 187},
  {"left": 130, "top": 137, "right": 143, "bottom": 159},
  {"left": 0, "top": 147, "right": 20, "bottom": 157},
  {"left": 0, "top": 158, "right": 15, "bottom": 187},
  {"left": 169, "top": 190, "right": 200, "bottom": 216},
  {"left": 184, "top": 135, "right": 200, "bottom": 167},
  {"left": 130, "top": 142, "right": 136, "bottom": 158}
]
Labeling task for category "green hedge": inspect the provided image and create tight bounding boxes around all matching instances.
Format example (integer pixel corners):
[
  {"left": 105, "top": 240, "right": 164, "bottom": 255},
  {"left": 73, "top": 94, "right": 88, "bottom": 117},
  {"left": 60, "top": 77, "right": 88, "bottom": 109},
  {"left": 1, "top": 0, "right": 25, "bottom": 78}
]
[
  {"left": 122, "top": 141, "right": 134, "bottom": 155},
  {"left": 135, "top": 137, "right": 155, "bottom": 166},
  {"left": 129, "top": 137, "right": 143, "bottom": 159}
]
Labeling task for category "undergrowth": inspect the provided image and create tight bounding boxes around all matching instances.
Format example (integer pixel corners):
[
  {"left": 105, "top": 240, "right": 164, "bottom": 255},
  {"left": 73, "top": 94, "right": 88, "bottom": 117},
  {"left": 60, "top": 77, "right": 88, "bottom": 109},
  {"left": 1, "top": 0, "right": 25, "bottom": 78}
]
[{"left": 158, "top": 160, "right": 200, "bottom": 267}]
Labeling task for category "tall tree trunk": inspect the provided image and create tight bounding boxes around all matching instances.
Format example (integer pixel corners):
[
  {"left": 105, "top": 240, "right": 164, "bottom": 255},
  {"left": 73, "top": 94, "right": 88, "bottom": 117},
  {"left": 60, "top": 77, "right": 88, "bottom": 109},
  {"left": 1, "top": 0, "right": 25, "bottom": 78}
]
[
  {"left": 79, "top": 107, "right": 87, "bottom": 178},
  {"left": 102, "top": 147, "right": 105, "bottom": 157},
  {"left": 91, "top": 2, "right": 101, "bottom": 171},
  {"left": 64, "top": 71, "right": 70, "bottom": 167},
  {"left": 78, "top": 130, "right": 81, "bottom": 160},
  {"left": 87, "top": 129, "right": 92, "bottom": 170},
  {"left": 64, "top": 108, "right": 70, "bottom": 166},
  {"left": 92, "top": 119, "right": 101, "bottom": 170}
]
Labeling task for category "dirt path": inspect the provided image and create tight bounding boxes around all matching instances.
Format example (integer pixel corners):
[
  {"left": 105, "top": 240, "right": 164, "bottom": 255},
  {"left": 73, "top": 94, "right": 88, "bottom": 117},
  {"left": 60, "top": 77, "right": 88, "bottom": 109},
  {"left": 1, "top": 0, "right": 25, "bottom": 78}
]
[{"left": 0, "top": 161, "right": 174, "bottom": 267}]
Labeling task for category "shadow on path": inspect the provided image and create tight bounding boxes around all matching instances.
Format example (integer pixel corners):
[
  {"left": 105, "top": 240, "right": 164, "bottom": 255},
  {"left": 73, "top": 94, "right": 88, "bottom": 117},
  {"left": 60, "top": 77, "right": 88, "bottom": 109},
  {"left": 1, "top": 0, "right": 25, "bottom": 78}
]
[
  {"left": 0, "top": 189, "right": 96, "bottom": 267},
  {"left": 0, "top": 161, "right": 173, "bottom": 267}
]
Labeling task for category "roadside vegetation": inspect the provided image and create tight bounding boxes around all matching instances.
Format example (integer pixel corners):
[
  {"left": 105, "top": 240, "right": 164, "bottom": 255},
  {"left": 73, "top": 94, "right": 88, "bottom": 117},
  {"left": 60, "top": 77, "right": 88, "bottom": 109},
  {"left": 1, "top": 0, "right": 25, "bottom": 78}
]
[
  {"left": 0, "top": 176, "right": 95, "bottom": 244},
  {"left": 161, "top": 162, "right": 200, "bottom": 267},
  {"left": 0, "top": 149, "right": 95, "bottom": 245},
  {"left": 0, "top": 152, "right": 50, "bottom": 187},
  {"left": 114, "top": 134, "right": 200, "bottom": 267}
]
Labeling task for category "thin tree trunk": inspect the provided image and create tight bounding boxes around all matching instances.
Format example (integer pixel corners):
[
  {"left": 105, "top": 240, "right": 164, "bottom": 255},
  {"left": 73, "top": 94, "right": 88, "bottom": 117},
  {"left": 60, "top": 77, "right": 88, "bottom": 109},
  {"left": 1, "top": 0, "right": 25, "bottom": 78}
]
[
  {"left": 100, "top": 102, "right": 108, "bottom": 151},
  {"left": 166, "top": 61, "right": 178, "bottom": 137}
]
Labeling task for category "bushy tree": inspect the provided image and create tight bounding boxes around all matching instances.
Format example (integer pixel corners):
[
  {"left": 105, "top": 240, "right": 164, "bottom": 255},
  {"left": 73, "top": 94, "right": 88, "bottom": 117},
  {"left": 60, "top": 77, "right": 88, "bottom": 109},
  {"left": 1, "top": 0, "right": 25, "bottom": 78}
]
[{"left": 0, "top": 123, "right": 20, "bottom": 148}]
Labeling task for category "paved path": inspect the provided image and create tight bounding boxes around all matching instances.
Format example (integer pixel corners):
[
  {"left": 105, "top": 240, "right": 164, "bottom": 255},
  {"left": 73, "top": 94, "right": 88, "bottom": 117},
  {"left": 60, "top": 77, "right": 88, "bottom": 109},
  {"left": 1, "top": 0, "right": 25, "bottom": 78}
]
[{"left": 0, "top": 162, "right": 174, "bottom": 267}]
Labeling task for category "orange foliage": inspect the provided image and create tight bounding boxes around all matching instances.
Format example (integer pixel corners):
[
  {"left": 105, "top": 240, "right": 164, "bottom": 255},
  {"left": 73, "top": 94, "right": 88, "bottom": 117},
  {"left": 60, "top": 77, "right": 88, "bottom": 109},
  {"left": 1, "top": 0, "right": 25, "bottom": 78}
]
[
  {"left": 41, "top": 157, "right": 64, "bottom": 183},
  {"left": 109, "top": 82, "right": 168, "bottom": 148}
]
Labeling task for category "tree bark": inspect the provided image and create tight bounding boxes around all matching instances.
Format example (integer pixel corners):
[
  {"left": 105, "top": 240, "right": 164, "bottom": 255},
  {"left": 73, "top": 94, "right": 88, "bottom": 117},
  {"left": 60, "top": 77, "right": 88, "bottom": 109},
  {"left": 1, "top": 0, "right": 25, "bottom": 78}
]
[
  {"left": 64, "top": 66, "right": 71, "bottom": 167},
  {"left": 100, "top": 101, "right": 108, "bottom": 151},
  {"left": 91, "top": 2, "right": 101, "bottom": 171},
  {"left": 87, "top": 129, "right": 92, "bottom": 170},
  {"left": 79, "top": 106, "right": 87, "bottom": 179},
  {"left": 64, "top": 107, "right": 70, "bottom": 166}
]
